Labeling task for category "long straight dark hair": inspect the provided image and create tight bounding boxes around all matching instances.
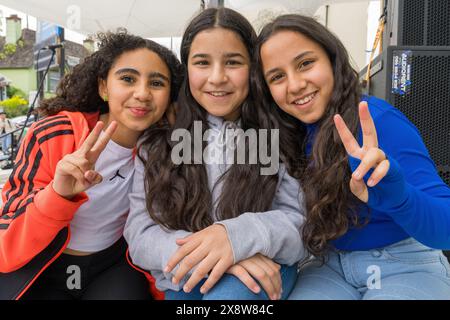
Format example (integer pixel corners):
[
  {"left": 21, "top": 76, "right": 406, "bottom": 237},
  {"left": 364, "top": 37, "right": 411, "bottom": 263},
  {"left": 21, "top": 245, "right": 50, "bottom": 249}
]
[
  {"left": 254, "top": 14, "right": 364, "bottom": 257},
  {"left": 139, "top": 7, "right": 279, "bottom": 232}
]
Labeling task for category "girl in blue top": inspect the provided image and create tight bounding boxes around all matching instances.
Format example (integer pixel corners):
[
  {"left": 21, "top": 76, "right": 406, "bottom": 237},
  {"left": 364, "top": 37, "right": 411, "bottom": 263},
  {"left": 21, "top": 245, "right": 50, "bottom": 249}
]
[{"left": 254, "top": 14, "right": 450, "bottom": 299}]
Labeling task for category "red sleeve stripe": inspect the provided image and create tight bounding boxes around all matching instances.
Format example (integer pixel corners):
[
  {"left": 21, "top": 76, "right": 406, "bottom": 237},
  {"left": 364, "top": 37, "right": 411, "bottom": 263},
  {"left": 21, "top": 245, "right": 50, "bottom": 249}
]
[
  {"left": 33, "top": 115, "right": 69, "bottom": 131},
  {"left": 4, "top": 117, "right": 71, "bottom": 201},
  {"left": 0, "top": 197, "right": 34, "bottom": 227},
  {"left": 1, "top": 189, "right": 41, "bottom": 220},
  {"left": 2, "top": 126, "right": 73, "bottom": 214}
]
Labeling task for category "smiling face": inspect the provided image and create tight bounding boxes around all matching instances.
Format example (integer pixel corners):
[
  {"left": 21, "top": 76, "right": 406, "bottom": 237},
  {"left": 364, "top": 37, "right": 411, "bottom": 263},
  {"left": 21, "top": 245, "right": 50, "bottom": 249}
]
[
  {"left": 187, "top": 27, "right": 250, "bottom": 121},
  {"left": 99, "top": 48, "right": 171, "bottom": 145},
  {"left": 260, "top": 30, "right": 334, "bottom": 124}
]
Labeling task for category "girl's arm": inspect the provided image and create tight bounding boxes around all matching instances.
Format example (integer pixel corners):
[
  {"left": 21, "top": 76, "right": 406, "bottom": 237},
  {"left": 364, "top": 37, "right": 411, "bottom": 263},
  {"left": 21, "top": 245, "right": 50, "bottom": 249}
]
[
  {"left": 216, "top": 165, "right": 306, "bottom": 265},
  {"left": 165, "top": 165, "right": 306, "bottom": 294},
  {"left": 0, "top": 118, "right": 88, "bottom": 273},
  {"left": 336, "top": 98, "right": 450, "bottom": 249},
  {"left": 361, "top": 102, "right": 450, "bottom": 248},
  {"left": 124, "top": 154, "right": 193, "bottom": 291}
]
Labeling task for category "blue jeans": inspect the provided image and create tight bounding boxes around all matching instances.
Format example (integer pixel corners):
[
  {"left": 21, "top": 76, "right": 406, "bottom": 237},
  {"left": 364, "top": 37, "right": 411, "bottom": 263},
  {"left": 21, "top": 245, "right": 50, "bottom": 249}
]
[
  {"left": 2, "top": 134, "right": 11, "bottom": 154},
  {"left": 288, "top": 238, "right": 450, "bottom": 300},
  {"left": 165, "top": 264, "right": 298, "bottom": 300}
]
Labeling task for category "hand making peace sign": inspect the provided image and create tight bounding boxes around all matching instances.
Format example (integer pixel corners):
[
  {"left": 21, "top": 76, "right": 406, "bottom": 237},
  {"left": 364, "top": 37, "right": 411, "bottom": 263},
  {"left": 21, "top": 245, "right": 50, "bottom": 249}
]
[
  {"left": 333, "top": 101, "right": 390, "bottom": 203},
  {"left": 53, "top": 121, "right": 118, "bottom": 200}
]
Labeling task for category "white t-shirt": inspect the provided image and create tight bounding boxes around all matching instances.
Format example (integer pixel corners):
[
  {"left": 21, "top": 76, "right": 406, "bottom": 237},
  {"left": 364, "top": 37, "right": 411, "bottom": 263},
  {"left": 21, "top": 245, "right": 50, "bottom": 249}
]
[{"left": 67, "top": 134, "right": 135, "bottom": 252}]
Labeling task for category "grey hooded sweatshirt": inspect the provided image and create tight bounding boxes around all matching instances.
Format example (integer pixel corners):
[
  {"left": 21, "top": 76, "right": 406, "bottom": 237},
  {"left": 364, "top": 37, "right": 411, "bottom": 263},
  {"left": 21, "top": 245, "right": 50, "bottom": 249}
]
[{"left": 124, "top": 115, "right": 307, "bottom": 291}]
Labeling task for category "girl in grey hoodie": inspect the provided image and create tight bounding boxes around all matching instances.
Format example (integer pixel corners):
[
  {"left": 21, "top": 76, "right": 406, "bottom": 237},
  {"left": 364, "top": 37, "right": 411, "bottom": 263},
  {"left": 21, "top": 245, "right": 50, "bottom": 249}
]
[{"left": 124, "top": 7, "right": 307, "bottom": 300}]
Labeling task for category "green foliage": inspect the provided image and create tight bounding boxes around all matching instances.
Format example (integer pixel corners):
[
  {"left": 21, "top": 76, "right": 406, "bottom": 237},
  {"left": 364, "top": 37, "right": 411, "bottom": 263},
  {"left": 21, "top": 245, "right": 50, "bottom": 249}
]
[
  {"left": 3, "top": 43, "right": 17, "bottom": 56},
  {"left": 6, "top": 86, "right": 26, "bottom": 99},
  {"left": 0, "top": 95, "right": 29, "bottom": 117},
  {"left": 0, "top": 39, "right": 22, "bottom": 60}
]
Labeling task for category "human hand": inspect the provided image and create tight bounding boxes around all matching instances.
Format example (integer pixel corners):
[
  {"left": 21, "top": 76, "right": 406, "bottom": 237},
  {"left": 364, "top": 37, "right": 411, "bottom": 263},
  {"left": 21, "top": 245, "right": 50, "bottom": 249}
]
[
  {"left": 333, "top": 101, "right": 389, "bottom": 202},
  {"left": 53, "top": 121, "right": 117, "bottom": 199},
  {"left": 165, "top": 224, "right": 234, "bottom": 294},
  {"left": 226, "top": 253, "right": 282, "bottom": 300}
]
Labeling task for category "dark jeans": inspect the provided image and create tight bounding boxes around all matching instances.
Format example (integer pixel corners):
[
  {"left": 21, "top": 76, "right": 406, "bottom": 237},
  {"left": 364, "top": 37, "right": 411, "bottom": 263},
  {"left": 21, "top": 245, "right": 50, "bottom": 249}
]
[{"left": 22, "top": 237, "right": 151, "bottom": 300}]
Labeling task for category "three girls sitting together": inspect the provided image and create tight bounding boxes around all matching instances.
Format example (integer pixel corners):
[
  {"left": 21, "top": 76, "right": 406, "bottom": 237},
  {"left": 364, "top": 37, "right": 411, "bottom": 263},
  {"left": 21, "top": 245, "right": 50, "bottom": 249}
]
[{"left": 1, "top": 8, "right": 449, "bottom": 300}]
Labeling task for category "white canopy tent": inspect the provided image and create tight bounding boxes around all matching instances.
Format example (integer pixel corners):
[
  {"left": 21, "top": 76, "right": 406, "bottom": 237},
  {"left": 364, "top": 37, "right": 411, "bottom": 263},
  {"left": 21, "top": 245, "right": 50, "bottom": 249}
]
[{"left": 0, "top": 0, "right": 371, "bottom": 38}]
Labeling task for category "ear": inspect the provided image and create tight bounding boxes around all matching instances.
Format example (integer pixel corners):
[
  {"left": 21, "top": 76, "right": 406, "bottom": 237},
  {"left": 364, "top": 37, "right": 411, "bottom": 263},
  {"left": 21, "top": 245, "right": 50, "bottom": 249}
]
[{"left": 98, "top": 78, "right": 107, "bottom": 99}]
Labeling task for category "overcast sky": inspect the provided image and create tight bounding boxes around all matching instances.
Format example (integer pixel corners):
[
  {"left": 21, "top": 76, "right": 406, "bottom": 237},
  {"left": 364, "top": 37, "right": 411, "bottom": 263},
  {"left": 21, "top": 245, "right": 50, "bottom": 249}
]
[{"left": 0, "top": 4, "right": 87, "bottom": 44}]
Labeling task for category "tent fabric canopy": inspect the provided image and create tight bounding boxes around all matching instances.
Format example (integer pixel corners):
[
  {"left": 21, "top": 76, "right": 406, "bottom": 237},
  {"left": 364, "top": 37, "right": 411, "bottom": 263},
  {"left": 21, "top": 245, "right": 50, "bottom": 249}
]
[{"left": 1, "top": 0, "right": 367, "bottom": 38}]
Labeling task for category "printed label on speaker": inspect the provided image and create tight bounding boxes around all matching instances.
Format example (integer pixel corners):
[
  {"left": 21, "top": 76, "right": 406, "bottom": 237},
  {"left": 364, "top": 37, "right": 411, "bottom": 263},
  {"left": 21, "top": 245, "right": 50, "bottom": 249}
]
[{"left": 391, "top": 50, "right": 412, "bottom": 96}]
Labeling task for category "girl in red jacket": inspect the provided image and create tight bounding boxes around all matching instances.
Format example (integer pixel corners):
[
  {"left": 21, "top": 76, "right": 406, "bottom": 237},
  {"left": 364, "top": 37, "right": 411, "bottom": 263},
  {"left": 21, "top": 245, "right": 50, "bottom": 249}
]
[{"left": 0, "top": 30, "right": 182, "bottom": 300}]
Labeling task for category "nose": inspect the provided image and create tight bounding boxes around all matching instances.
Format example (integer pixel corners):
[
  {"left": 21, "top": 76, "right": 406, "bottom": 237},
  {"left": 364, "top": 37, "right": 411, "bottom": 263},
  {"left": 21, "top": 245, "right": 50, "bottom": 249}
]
[
  {"left": 208, "top": 63, "right": 228, "bottom": 85},
  {"left": 287, "top": 71, "right": 307, "bottom": 96},
  {"left": 133, "top": 82, "right": 152, "bottom": 101}
]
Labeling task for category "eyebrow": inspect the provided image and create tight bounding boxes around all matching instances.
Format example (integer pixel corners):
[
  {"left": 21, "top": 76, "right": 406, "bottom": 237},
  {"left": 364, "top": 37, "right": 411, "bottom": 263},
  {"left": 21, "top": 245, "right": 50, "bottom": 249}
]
[
  {"left": 114, "top": 68, "right": 169, "bottom": 82},
  {"left": 149, "top": 71, "right": 170, "bottom": 82},
  {"left": 264, "top": 51, "right": 314, "bottom": 78},
  {"left": 191, "top": 52, "right": 247, "bottom": 59}
]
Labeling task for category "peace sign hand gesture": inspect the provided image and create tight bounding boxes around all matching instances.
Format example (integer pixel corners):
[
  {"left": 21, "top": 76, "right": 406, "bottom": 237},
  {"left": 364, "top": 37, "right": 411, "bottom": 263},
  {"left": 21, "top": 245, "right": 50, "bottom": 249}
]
[
  {"left": 53, "top": 121, "right": 118, "bottom": 200},
  {"left": 333, "top": 102, "right": 390, "bottom": 203}
]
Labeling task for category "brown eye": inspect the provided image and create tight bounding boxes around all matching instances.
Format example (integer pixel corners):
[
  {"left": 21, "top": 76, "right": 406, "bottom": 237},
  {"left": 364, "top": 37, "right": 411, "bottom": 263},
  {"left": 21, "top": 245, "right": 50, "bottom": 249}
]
[
  {"left": 150, "top": 80, "right": 165, "bottom": 87},
  {"left": 299, "top": 60, "right": 314, "bottom": 69},
  {"left": 226, "top": 60, "right": 242, "bottom": 66},
  {"left": 121, "top": 75, "right": 135, "bottom": 83},
  {"left": 269, "top": 73, "right": 284, "bottom": 83},
  {"left": 193, "top": 60, "right": 209, "bottom": 66}
]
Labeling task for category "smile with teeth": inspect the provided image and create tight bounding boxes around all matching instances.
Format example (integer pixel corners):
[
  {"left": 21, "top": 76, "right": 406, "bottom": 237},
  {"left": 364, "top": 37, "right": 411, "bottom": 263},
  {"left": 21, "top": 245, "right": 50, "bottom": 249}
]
[
  {"left": 293, "top": 92, "right": 317, "bottom": 105},
  {"left": 208, "top": 91, "right": 230, "bottom": 97}
]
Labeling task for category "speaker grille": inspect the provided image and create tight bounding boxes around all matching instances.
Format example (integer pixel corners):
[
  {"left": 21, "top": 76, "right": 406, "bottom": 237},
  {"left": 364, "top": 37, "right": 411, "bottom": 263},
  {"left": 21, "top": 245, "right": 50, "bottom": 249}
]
[
  {"left": 402, "top": 0, "right": 425, "bottom": 45},
  {"left": 401, "top": 0, "right": 450, "bottom": 46},
  {"left": 390, "top": 52, "right": 450, "bottom": 186},
  {"left": 428, "top": 0, "right": 450, "bottom": 46}
]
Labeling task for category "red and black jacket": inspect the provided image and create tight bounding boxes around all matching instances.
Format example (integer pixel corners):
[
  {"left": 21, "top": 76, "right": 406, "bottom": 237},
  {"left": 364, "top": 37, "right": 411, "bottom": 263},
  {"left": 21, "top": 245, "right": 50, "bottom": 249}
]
[{"left": 0, "top": 111, "right": 163, "bottom": 300}]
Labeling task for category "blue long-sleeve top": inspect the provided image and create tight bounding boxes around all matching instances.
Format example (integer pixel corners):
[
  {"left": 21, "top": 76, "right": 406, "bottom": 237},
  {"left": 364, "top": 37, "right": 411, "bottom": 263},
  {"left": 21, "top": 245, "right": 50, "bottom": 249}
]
[{"left": 306, "top": 95, "right": 450, "bottom": 251}]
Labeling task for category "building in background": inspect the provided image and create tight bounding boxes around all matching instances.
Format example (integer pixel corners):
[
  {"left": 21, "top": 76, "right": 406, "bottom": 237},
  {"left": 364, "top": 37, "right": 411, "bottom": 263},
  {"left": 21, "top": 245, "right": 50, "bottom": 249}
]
[{"left": 0, "top": 14, "right": 90, "bottom": 101}]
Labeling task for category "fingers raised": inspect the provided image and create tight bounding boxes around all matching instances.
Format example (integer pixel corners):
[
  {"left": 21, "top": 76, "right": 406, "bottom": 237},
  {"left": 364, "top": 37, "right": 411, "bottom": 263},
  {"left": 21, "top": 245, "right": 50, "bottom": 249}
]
[
  {"left": 359, "top": 101, "right": 378, "bottom": 149},
  {"left": 79, "top": 121, "right": 105, "bottom": 154},
  {"left": 333, "top": 114, "right": 363, "bottom": 159},
  {"left": 88, "top": 121, "right": 118, "bottom": 161}
]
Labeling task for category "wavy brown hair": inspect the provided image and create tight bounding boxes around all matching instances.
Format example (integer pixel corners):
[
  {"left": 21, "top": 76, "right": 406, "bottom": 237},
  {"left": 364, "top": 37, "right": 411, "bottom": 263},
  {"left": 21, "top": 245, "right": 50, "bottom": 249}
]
[
  {"left": 139, "top": 8, "right": 280, "bottom": 232},
  {"left": 38, "top": 29, "right": 183, "bottom": 117},
  {"left": 254, "top": 14, "right": 365, "bottom": 258}
]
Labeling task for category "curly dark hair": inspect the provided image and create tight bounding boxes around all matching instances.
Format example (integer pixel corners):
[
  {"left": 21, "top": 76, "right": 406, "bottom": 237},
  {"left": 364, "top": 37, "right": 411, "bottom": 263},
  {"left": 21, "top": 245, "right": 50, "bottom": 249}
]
[
  {"left": 254, "top": 14, "right": 365, "bottom": 258},
  {"left": 38, "top": 29, "right": 183, "bottom": 117},
  {"left": 139, "top": 7, "right": 280, "bottom": 232}
]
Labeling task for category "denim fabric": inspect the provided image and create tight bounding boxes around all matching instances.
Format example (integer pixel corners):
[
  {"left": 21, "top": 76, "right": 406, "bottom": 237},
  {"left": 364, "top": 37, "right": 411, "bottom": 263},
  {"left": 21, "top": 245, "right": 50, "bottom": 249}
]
[
  {"left": 288, "top": 238, "right": 450, "bottom": 300},
  {"left": 165, "top": 264, "right": 298, "bottom": 300},
  {"left": 2, "top": 134, "right": 11, "bottom": 154}
]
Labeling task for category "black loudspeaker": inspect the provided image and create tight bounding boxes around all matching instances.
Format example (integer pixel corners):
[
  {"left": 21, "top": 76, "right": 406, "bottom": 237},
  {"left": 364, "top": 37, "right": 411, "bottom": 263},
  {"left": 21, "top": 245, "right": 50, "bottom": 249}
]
[
  {"left": 384, "top": 0, "right": 450, "bottom": 49},
  {"left": 360, "top": 46, "right": 450, "bottom": 186}
]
